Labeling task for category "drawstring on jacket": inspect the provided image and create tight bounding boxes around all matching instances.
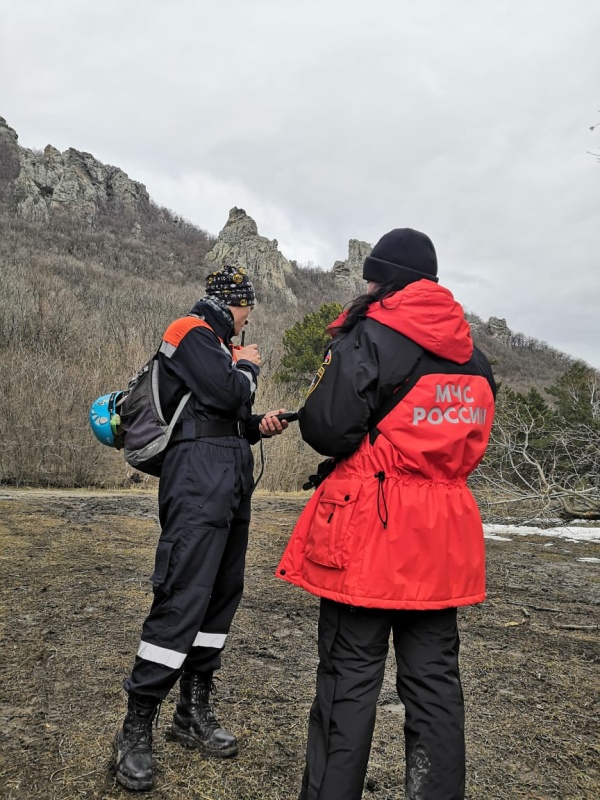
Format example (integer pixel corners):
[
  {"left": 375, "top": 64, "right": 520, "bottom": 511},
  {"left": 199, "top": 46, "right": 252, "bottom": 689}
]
[{"left": 375, "top": 471, "right": 388, "bottom": 529}]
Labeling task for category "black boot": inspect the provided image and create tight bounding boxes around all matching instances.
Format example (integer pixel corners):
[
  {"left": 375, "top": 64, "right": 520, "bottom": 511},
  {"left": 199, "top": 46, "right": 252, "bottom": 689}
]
[
  {"left": 113, "top": 693, "right": 159, "bottom": 791},
  {"left": 170, "top": 672, "right": 238, "bottom": 757}
]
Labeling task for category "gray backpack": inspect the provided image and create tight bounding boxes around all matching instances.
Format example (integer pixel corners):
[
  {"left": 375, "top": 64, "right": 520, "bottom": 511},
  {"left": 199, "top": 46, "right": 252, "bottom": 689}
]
[
  {"left": 114, "top": 358, "right": 191, "bottom": 477},
  {"left": 114, "top": 315, "right": 214, "bottom": 476}
]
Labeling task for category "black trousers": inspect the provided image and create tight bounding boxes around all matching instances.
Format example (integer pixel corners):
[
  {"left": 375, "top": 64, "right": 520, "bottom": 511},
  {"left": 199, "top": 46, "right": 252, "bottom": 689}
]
[
  {"left": 299, "top": 600, "right": 465, "bottom": 800},
  {"left": 124, "top": 437, "right": 254, "bottom": 701}
]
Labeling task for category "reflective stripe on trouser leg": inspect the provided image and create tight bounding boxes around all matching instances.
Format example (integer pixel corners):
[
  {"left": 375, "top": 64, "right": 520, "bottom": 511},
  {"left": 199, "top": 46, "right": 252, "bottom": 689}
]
[
  {"left": 125, "top": 440, "right": 253, "bottom": 700},
  {"left": 300, "top": 600, "right": 391, "bottom": 800},
  {"left": 125, "top": 580, "right": 217, "bottom": 699},
  {"left": 125, "top": 525, "right": 240, "bottom": 699},
  {"left": 183, "top": 497, "right": 250, "bottom": 676},
  {"left": 192, "top": 631, "right": 227, "bottom": 649},
  {"left": 132, "top": 631, "right": 227, "bottom": 671},
  {"left": 392, "top": 608, "right": 465, "bottom": 800},
  {"left": 136, "top": 641, "right": 187, "bottom": 669}
]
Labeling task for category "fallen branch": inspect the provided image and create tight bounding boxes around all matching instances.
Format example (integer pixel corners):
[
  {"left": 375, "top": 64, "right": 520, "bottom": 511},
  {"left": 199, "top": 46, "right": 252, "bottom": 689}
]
[
  {"left": 506, "top": 600, "right": 562, "bottom": 613},
  {"left": 553, "top": 623, "right": 599, "bottom": 631}
]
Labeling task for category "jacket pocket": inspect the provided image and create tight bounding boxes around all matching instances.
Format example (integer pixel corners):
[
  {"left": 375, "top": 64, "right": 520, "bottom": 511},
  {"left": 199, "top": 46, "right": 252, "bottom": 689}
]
[
  {"left": 305, "top": 479, "right": 361, "bottom": 570},
  {"left": 150, "top": 539, "right": 174, "bottom": 589}
]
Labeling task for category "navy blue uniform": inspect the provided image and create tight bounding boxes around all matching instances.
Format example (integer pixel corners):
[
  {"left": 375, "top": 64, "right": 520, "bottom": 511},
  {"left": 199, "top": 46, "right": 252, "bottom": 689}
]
[{"left": 125, "top": 299, "right": 261, "bottom": 700}]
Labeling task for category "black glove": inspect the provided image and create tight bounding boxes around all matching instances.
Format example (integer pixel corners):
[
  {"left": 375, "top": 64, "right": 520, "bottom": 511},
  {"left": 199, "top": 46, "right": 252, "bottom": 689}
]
[{"left": 302, "top": 458, "right": 336, "bottom": 490}]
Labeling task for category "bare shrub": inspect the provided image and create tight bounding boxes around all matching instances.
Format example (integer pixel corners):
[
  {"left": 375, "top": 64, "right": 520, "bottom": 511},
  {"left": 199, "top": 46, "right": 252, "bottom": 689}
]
[{"left": 473, "top": 384, "right": 600, "bottom": 522}]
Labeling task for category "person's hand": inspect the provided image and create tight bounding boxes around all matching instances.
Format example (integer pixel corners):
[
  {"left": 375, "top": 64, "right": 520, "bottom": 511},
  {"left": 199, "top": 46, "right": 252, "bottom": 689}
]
[
  {"left": 236, "top": 343, "right": 261, "bottom": 366},
  {"left": 259, "top": 409, "right": 289, "bottom": 437}
]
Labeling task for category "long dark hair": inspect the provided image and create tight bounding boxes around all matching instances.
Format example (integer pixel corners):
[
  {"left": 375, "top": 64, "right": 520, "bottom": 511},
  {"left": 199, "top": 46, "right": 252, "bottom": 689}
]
[{"left": 332, "top": 280, "right": 408, "bottom": 335}]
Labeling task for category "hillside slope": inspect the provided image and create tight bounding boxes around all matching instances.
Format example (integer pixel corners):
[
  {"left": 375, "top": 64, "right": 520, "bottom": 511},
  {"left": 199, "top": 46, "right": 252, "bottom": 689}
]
[{"left": 0, "top": 115, "right": 586, "bottom": 488}]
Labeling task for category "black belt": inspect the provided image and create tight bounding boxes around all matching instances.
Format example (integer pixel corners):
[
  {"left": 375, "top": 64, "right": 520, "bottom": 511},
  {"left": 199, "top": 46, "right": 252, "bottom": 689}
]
[{"left": 171, "top": 419, "right": 247, "bottom": 442}]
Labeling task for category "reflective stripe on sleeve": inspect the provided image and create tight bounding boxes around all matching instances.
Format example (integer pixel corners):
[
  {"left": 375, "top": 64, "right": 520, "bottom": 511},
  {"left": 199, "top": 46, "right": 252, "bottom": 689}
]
[
  {"left": 192, "top": 631, "right": 227, "bottom": 649},
  {"left": 137, "top": 641, "right": 187, "bottom": 669},
  {"left": 159, "top": 341, "right": 176, "bottom": 358},
  {"left": 239, "top": 369, "right": 257, "bottom": 395}
]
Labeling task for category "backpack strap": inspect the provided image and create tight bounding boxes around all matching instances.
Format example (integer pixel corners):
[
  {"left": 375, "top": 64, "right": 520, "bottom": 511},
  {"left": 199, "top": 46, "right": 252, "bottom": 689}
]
[{"left": 368, "top": 355, "right": 424, "bottom": 445}]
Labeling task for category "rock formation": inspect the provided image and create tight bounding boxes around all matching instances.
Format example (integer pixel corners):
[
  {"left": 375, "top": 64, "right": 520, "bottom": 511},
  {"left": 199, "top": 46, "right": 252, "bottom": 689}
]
[
  {"left": 0, "top": 116, "right": 150, "bottom": 224},
  {"left": 333, "top": 238, "right": 371, "bottom": 299},
  {"left": 0, "top": 117, "right": 523, "bottom": 355},
  {"left": 0, "top": 117, "right": 20, "bottom": 184},
  {"left": 204, "top": 207, "right": 295, "bottom": 296},
  {"left": 486, "top": 316, "right": 513, "bottom": 346}
]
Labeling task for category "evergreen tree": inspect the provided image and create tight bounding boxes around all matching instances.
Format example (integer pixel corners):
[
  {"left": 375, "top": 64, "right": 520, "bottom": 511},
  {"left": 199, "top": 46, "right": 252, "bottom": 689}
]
[
  {"left": 545, "top": 361, "right": 600, "bottom": 426},
  {"left": 275, "top": 302, "right": 342, "bottom": 386}
]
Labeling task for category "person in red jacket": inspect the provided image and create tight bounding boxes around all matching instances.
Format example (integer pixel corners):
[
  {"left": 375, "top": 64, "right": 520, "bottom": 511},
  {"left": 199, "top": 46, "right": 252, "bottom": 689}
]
[{"left": 276, "top": 229, "right": 496, "bottom": 800}]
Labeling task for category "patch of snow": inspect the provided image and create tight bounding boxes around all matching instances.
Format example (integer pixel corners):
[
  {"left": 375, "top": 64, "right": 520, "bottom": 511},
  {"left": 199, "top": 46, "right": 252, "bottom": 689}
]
[
  {"left": 576, "top": 557, "right": 600, "bottom": 564},
  {"left": 484, "top": 524, "right": 600, "bottom": 544}
]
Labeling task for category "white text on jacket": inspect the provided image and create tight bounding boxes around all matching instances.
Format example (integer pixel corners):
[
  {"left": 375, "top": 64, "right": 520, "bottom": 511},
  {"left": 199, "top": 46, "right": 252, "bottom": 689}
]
[{"left": 412, "top": 384, "right": 488, "bottom": 426}]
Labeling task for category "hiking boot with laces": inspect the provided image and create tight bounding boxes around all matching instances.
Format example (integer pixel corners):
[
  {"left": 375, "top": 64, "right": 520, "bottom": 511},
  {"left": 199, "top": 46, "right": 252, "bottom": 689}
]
[
  {"left": 169, "top": 672, "right": 238, "bottom": 757},
  {"left": 113, "top": 694, "right": 159, "bottom": 791}
]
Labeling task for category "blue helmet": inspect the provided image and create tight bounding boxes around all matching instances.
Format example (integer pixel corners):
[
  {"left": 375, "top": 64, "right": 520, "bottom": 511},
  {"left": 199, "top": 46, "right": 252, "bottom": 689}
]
[{"left": 89, "top": 391, "right": 125, "bottom": 447}]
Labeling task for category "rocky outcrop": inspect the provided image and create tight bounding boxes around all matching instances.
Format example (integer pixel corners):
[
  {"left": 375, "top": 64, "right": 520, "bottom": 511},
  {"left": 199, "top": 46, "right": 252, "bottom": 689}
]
[
  {"left": 0, "top": 117, "right": 20, "bottom": 184},
  {"left": 205, "top": 207, "right": 295, "bottom": 296},
  {"left": 486, "top": 316, "right": 513, "bottom": 346},
  {"left": 0, "top": 116, "right": 150, "bottom": 224},
  {"left": 333, "top": 238, "right": 371, "bottom": 299}
]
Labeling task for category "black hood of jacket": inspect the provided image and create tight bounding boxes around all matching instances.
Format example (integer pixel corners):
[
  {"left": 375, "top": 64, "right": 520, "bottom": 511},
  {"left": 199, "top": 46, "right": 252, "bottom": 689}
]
[{"left": 189, "top": 298, "right": 235, "bottom": 343}]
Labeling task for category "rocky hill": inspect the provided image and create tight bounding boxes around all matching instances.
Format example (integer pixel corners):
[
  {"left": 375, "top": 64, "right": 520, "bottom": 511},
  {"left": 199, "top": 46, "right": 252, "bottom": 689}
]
[
  {"left": 205, "top": 207, "right": 298, "bottom": 306},
  {"left": 0, "top": 114, "right": 579, "bottom": 390},
  {"left": 0, "top": 116, "right": 572, "bottom": 358},
  {"left": 0, "top": 114, "right": 591, "bottom": 488},
  {"left": 0, "top": 116, "right": 149, "bottom": 224}
]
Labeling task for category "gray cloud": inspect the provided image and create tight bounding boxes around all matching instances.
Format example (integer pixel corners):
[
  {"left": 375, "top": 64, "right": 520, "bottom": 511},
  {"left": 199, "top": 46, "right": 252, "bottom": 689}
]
[{"left": 2, "top": 0, "right": 599, "bottom": 366}]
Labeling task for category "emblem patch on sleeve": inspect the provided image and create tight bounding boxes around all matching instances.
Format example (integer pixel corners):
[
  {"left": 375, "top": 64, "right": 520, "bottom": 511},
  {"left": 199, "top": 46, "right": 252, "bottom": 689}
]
[{"left": 306, "top": 348, "right": 332, "bottom": 398}]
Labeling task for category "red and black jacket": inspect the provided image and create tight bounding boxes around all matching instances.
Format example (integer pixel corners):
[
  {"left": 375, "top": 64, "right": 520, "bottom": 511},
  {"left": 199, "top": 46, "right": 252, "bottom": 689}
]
[{"left": 277, "top": 280, "right": 496, "bottom": 610}]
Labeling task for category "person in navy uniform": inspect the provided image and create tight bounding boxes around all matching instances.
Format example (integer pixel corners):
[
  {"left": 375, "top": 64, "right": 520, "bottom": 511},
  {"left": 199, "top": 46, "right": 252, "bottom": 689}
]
[{"left": 114, "top": 265, "right": 288, "bottom": 791}]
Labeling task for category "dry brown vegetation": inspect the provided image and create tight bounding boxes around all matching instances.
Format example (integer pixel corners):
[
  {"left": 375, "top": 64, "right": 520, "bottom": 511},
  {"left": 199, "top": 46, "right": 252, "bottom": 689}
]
[
  {"left": 0, "top": 489, "right": 598, "bottom": 800},
  {"left": 0, "top": 202, "right": 578, "bottom": 493},
  {"left": 0, "top": 204, "right": 340, "bottom": 490}
]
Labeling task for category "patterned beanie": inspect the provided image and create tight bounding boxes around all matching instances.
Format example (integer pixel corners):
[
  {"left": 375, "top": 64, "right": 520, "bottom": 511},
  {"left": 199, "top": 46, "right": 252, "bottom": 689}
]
[{"left": 205, "top": 265, "right": 256, "bottom": 307}]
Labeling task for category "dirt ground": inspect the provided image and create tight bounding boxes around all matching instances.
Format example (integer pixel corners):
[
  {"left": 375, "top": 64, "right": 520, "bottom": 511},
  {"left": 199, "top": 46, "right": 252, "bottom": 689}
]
[{"left": 0, "top": 489, "right": 598, "bottom": 800}]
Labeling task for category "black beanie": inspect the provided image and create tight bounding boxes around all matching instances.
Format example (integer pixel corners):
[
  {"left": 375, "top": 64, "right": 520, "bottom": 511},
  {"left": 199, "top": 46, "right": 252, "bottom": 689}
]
[
  {"left": 205, "top": 265, "right": 256, "bottom": 306},
  {"left": 362, "top": 228, "right": 438, "bottom": 286}
]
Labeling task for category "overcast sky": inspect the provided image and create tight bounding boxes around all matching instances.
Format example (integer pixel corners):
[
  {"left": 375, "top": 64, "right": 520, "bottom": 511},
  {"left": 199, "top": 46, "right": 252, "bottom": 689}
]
[{"left": 2, "top": 0, "right": 599, "bottom": 366}]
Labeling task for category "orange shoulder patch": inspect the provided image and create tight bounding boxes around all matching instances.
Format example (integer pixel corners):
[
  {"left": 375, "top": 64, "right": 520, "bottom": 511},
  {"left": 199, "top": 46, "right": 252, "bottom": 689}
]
[{"left": 162, "top": 316, "right": 214, "bottom": 348}]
